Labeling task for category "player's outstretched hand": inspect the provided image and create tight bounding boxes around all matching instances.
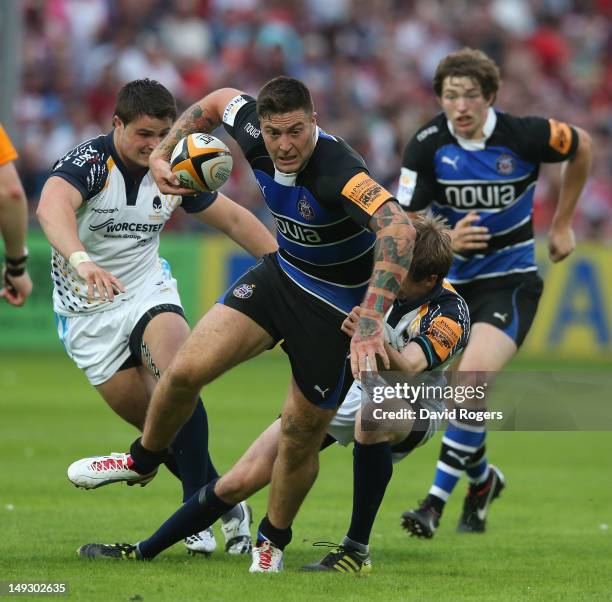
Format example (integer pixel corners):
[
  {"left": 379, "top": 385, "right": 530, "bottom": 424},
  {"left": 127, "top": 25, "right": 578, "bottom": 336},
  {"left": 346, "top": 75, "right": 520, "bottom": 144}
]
[
  {"left": 0, "top": 270, "right": 33, "bottom": 307},
  {"left": 76, "top": 261, "right": 125, "bottom": 302},
  {"left": 451, "top": 212, "right": 490, "bottom": 252},
  {"left": 149, "top": 156, "right": 195, "bottom": 196},
  {"left": 341, "top": 306, "right": 361, "bottom": 337},
  {"left": 350, "top": 310, "right": 390, "bottom": 380},
  {"left": 548, "top": 224, "right": 576, "bottom": 263}
]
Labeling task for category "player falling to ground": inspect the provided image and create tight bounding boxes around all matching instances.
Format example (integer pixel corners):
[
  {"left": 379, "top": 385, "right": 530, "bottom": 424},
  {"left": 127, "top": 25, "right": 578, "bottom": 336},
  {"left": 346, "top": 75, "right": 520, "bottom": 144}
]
[
  {"left": 78, "top": 215, "right": 467, "bottom": 574},
  {"left": 74, "top": 76, "right": 415, "bottom": 572},
  {"left": 397, "top": 48, "right": 592, "bottom": 538},
  {"left": 37, "top": 79, "right": 277, "bottom": 555},
  {"left": 301, "top": 214, "right": 469, "bottom": 573},
  {"left": 0, "top": 124, "right": 33, "bottom": 306}
]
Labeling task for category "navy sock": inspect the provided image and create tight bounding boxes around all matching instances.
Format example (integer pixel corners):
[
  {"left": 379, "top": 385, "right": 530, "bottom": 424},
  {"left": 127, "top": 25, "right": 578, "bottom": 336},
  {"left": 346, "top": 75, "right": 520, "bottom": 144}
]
[
  {"left": 137, "top": 480, "right": 232, "bottom": 559},
  {"left": 163, "top": 454, "right": 181, "bottom": 480},
  {"left": 257, "top": 515, "right": 292, "bottom": 550},
  {"left": 346, "top": 441, "right": 393, "bottom": 546},
  {"left": 171, "top": 398, "right": 219, "bottom": 502}
]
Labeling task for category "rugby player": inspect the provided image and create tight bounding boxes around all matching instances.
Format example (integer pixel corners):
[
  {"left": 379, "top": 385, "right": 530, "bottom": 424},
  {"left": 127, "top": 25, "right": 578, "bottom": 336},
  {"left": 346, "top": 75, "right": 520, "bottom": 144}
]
[
  {"left": 0, "top": 123, "right": 32, "bottom": 306},
  {"left": 397, "top": 48, "right": 592, "bottom": 537},
  {"left": 76, "top": 76, "right": 415, "bottom": 572},
  {"left": 36, "top": 79, "right": 277, "bottom": 555},
  {"left": 78, "top": 215, "right": 466, "bottom": 574}
]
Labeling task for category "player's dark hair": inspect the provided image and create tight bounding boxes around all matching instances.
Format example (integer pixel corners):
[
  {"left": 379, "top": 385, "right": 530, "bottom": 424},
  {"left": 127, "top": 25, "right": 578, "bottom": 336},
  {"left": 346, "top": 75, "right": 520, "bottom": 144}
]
[
  {"left": 256, "top": 76, "right": 314, "bottom": 119},
  {"left": 113, "top": 79, "right": 177, "bottom": 125},
  {"left": 433, "top": 48, "right": 500, "bottom": 102},
  {"left": 410, "top": 214, "right": 453, "bottom": 283}
]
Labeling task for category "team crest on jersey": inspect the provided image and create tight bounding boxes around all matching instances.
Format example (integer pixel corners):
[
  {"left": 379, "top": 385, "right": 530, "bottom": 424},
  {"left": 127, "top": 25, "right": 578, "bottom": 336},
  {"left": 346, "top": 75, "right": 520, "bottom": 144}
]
[
  {"left": 152, "top": 195, "right": 162, "bottom": 213},
  {"left": 495, "top": 154, "right": 514, "bottom": 175},
  {"left": 297, "top": 198, "right": 315, "bottom": 220},
  {"left": 233, "top": 283, "right": 255, "bottom": 299}
]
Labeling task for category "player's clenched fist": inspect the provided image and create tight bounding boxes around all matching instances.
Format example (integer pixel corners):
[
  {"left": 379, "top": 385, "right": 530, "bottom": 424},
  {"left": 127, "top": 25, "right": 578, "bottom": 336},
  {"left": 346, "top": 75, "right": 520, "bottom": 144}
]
[{"left": 548, "top": 224, "right": 576, "bottom": 263}]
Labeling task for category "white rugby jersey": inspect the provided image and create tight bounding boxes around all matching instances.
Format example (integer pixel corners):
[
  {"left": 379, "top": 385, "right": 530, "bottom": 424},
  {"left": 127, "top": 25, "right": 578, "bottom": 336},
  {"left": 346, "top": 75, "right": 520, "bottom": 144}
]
[{"left": 49, "top": 132, "right": 216, "bottom": 316}]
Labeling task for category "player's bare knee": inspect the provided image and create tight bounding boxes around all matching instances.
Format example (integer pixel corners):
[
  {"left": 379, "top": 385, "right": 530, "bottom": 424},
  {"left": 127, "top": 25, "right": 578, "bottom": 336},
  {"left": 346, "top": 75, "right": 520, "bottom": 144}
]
[
  {"left": 214, "top": 474, "right": 245, "bottom": 505},
  {"left": 280, "top": 412, "right": 325, "bottom": 450},
  {"left": 354, "top": 415, "right": 397, "bottom": 445},
  {"left": 164, "top": 359, "right": 203, "bottom": 396},
  {"left": 355, "top": 428, "right": 391, "bottom": 445}
]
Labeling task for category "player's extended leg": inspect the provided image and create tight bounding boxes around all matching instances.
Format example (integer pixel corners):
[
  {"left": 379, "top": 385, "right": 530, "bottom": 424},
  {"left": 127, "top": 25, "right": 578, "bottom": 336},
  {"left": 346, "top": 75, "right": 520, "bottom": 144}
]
[
  {"left": 139, "top": 310, "right": 240, "bottom": 555},
  {"left": 120, "top": 420, "right": 282, "bottom": 561},
  {"left": 215, "top": 420, "right": 281, "bottom": 503},
  {"left": 451, "top": 324, "right": 510, "bottom": 532},
  {"left": 249, "top": 379, "right": 336, "bottom": 573},
  {"left": 403, "top": 322, "right": 512, "bottom": 538},
  {"left": 76, "top": 305, "right": 275, "bottom": 561},
  {"left": 70, "top": 312, "right": 209, "bottom": 494},
  {"left": 139, "top": 311, "right": 219, "bottom": 502},
  {"left": 94, "top": 368, "right": 153, "bottom": 430},
  {"left": 302, "top": 403, "right": 413, "bottom": 574},
  {"left": 65, "top": 368, "right": 170, "bottom": 489},
  {"left": 139, "top": 304, "right": 274, "bottom": 455},
  {"left": 133, "top": 417, "right": 342, "bottom": 561}
]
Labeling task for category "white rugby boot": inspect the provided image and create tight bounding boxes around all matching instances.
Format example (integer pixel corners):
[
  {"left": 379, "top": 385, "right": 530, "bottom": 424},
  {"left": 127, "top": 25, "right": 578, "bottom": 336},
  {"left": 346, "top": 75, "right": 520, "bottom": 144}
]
[
  {"left": 185, "top": 528, "right": 217, "bottom": 555},
  {"left": 249, "top": 540, "right": 284, "bottom": 573},
  {"left": 221, "top": 501, "right": 253, "bottom": 555},
  {"left": 67, "top": 453, "right": 157, "bottom": 489}
]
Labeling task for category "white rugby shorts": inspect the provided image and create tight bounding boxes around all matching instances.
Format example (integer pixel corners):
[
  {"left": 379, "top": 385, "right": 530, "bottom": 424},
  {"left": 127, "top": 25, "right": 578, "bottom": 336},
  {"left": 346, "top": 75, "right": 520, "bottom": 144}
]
[
  {"left": 55, "top": 263, "right": 182, "bottom": 385},
  {"left": 327, "top": 378, "right": 443, "bottom": 463}
]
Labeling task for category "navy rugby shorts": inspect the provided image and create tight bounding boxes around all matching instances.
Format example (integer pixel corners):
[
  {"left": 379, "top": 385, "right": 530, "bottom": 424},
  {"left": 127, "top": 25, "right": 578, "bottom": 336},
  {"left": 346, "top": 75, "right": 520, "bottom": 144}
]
[
  {"left": 455, "top": 272, "right": 543, "bottom": 347},
  {"left": 221, "top": 253, "right": 353, "bottom": 409}
]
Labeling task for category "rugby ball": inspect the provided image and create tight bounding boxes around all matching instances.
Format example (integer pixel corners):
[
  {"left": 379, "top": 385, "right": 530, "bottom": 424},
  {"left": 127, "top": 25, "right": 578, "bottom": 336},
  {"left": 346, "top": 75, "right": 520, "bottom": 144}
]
[{"left": 170, "top": 133, "right": 233, "bottom": 192}]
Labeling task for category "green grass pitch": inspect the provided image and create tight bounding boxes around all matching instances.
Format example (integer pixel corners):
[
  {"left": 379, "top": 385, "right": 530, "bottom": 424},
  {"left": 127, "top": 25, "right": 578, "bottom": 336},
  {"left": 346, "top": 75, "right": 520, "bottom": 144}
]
[{"left": 1, "top": 351, "right": 610, "bottom": 601}]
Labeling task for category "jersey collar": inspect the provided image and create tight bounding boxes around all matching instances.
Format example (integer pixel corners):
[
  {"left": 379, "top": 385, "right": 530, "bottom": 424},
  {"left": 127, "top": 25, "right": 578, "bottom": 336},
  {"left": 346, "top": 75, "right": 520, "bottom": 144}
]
[{"left": 447, "top": 107, "right": 497, "bottom": 151}]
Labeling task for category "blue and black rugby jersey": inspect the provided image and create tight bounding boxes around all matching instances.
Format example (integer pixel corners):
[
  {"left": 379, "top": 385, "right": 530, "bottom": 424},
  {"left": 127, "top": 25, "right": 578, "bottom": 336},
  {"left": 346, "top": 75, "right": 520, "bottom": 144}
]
[
  {"left": 222, "top": 94, "right": 394, "bottom": 313},
  {"left": 397, "top": 109, "right": 578, "bottom": 284}
]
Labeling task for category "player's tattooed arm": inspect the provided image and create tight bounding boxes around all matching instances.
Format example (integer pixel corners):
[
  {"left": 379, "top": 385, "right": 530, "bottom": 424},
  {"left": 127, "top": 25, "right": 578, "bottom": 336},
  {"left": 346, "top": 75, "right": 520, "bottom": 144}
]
[
  {"left": 149, "top": 88, "right": 242, "bottom": 195},
  {"left": 152, "top": 88, "right": 242, "bottom": 161},
  {"left": 350, "top": 200, "right": 414, "bottom": 378},
  {"left": 155, "top": 104, "right": 219, "bottom": 158},
  {"left": 360, "top": 201, "right": 415, "bottom": 335}
]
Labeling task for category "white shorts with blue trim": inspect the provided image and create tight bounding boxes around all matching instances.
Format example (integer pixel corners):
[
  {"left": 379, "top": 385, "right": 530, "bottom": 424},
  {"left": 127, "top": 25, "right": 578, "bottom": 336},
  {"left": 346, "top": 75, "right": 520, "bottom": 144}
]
[{"left": 55, "top": 262, "right": 182, "bottom": 385}]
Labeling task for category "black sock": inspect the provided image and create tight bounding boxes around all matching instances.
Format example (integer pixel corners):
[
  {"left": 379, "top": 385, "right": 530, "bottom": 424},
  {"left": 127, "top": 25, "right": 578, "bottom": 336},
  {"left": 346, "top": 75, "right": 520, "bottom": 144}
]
[
  {"left": 346, "top": 441, "right": 393, "bottom": 546},
  {"left": 425, "top": 493, "right": 445, "bottom": 514},
  {"left": 130, "top": 438, "right": 168, "bottom": 475},
  {"left": 257, "top": 515, "right": 292, "bottom": 550},
  {"left": 170, "top": 398, "right": 220, "bottom": 502},
  {"left": 137, "top": 479, "right": 232, "bottom": 559},
  {"left": 163, "top": 454, "right": 181, "bottom": 480}
]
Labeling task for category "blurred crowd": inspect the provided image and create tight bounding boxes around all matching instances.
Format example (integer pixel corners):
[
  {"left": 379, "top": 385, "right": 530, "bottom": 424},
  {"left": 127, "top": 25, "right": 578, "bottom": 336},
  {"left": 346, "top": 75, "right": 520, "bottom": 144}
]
[{"left": 11, "top": 0, "right": 612, "bottom": 238}]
